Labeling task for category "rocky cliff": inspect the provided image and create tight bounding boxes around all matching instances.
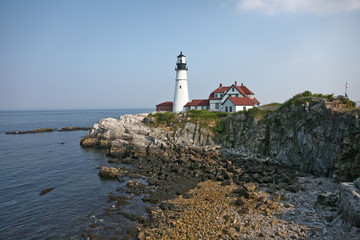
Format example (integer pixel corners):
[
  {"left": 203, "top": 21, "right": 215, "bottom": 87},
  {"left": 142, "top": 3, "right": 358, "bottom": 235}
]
[
  {"left": 220, "top": 98, "right": 360, "bottom": 181},
  {"left": 80, "top": 113, "right": 216, "bottom": 159},
  {"left": 81, "top": 98, "right": 359, "bottom": 181}
]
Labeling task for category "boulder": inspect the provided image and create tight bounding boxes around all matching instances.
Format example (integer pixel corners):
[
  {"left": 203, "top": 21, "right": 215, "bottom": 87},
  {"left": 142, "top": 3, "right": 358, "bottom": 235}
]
[
  {"left": 99, "top": 167, "right": 119, "bottom": 178},
  {"left": 339, "top": 182, "right": 360, "bottom": 227},
  {"left": 317, "top": 192, "right": 338, "bottom": 206},
  {"left": 80, "top": 137, "right": 99, "bottom": 147},
  {"left": 243, "top": 182, "right": 256, "bottom": 192}
]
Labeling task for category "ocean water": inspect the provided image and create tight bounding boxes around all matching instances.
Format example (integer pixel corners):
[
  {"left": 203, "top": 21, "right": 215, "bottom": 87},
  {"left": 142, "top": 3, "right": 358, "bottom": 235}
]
[{"left": 0, "top": 109, "right": 153, "bottom": 239}]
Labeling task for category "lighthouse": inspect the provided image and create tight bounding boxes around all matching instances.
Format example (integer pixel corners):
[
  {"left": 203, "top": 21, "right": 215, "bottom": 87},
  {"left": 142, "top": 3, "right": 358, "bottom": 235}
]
[{"left": 173, "top": 52, "right": 189, "bottom": 113}]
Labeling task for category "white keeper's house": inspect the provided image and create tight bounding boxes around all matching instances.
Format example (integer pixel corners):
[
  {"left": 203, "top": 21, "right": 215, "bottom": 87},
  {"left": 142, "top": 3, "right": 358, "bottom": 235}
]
[
  {"left": 156, "top": 52, "right": 260, "bottom": 113},
  {"left": 184, "top": 81, "right": 260, "bottom": 113}
]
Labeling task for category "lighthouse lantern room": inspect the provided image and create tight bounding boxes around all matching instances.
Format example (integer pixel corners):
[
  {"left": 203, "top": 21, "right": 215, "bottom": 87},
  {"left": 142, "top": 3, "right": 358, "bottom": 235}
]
[{"left": 173, "top": 52, "right": 189, "bottom": 113}]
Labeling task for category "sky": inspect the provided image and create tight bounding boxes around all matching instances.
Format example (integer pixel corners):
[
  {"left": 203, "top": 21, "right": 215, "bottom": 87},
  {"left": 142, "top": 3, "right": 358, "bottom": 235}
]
[{"left": 0, "top": 0, "right": 359, "bottom": 110}]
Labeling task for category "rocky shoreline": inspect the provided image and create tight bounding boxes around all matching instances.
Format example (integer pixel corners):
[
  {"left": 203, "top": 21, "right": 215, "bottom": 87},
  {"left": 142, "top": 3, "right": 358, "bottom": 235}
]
[
  {"left": 82, "top": 147, "right": 359, "bottom": 240},
  {"left": 79, "top": 101, "right": 360, "bottom": 239}
]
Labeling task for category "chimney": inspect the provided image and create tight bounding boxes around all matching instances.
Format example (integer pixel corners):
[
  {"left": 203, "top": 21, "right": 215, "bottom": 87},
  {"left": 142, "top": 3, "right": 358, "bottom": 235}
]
[
  {"left": 219, "top": 83, "right": 222, "bottom": 88},
  {"left": 235, "top": 81, "right": 237, "bottom": 86},
  {"left": 241, "top": 83, "right": 243, "bottom": 86}
]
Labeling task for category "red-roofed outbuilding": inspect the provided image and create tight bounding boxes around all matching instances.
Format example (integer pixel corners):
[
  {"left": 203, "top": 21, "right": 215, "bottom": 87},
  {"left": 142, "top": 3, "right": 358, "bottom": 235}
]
[
  {"left": 184, "top": 99, "right": 210, "bottom": 110},
  {"left": 156, "top": 101, "right": 173, "bottom": 112}
]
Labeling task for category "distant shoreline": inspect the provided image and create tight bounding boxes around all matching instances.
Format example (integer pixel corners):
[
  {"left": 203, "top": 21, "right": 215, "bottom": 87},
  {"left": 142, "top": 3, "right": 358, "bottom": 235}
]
[{"left": 5, "top": 127, "right": 91, "bottom": 134}]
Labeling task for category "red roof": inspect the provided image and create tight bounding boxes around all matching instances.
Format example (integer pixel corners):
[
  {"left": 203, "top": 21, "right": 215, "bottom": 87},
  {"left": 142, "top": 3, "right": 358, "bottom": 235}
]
[
  {"left": 238, "top": 85, "right": 254, "bottom": 95},
  {"left": 184, "top": 99, "right": 209, "bottom": 107},
  {"left": 156, "top": 101, "right": 173, "bottom": 107},
  {"left": 226, "top": 97, "right": 255, "bottom": 106},
  {"left": 250, "top": 97, "right": 260, "bottom": 105},
  {"left": 209, "top": 86, "right": 230, "bottom": 99},
  {"left": 209, "top": 83, "right": 255, "bottom": 100}
]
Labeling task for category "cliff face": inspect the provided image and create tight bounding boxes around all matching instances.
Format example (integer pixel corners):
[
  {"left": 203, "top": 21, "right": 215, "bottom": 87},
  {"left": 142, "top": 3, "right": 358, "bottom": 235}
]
[{"left": 220, "top": 99, "right": 360, "bottom": 181}]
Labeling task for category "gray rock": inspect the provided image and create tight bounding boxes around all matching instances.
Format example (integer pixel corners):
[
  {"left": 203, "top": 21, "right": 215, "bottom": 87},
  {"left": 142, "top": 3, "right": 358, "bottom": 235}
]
[
  {"left": 81, "top": 113, "right": 220, "bottom": 159},
  {"left": 355, "top": 178, "right": 360, "bottom": 190},
  {"left": 339, "top": 182, "right": 360, "bottom": 227}
]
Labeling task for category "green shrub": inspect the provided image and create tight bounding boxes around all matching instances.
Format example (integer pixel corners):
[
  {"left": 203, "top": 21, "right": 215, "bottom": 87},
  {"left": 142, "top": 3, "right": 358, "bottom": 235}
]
[
  {"left": 212, "top": 120, "right": 226, "bottom": 135},
  {"left": 246, "top": 107, "right": 270, "bottom": 118},
  {"left": 151, "top": 112, "right": 176, "bottom": 125},
  {"left": 186, "top": 109, "right": 227, "bottom": 122},
  {"left": 278, "top": 91, "right": 355, "bottom": 110},
  {"left": 261, "top": 102, "right": 281, "bottom": 107},
  {"left": 336, "top": 95, "right": 356, "bottom": 108}
]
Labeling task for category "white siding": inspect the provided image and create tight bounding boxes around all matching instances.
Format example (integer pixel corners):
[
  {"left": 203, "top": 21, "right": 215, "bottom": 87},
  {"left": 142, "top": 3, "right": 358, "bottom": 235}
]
[
  {"left": 209, "top": 99, "right": 221, "bottom": 111},
  {"left": 235, "top": 105, "right": 253, "bottom": 112},
  {"left": 186, "top": 105, "right": 209, "bottom": 111},
  {"left": 222, "top": 99, "right": 236, "bottom": 113},
  {"left": 222, "top": 86, "right": 244, "bottom": 104},
  {"left": 222, "top": 98, "right": 254, "bottom": 113}
]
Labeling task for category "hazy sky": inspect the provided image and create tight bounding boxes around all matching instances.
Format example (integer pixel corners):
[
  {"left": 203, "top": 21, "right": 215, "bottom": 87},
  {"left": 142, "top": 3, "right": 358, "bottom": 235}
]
[{"left": 1, "top": 0, "right": 359, "bottom": 110}]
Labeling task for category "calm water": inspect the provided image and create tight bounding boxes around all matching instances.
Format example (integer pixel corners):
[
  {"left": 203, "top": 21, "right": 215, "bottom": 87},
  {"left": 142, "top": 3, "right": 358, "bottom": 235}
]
[{"left": 0, "top": 109, "right": 153, "bottom": 239}]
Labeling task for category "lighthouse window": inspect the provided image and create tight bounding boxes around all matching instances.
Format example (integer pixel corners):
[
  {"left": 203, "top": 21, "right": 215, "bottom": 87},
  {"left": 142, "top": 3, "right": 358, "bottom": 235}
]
[{"left": 179, "top": 86, "right": 181, "bottom": 89}]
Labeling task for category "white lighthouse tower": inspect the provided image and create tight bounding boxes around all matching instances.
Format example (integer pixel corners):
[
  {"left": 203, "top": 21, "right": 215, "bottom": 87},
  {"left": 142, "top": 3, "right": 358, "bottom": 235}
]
[{"left": 173, "top": 52, "right": 189, "bottom": 113}]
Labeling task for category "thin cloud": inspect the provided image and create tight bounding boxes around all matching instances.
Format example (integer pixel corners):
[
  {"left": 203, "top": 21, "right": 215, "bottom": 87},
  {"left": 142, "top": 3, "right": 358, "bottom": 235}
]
[{"left": 236, "top": 0, "right": 360, "bottom": 15}]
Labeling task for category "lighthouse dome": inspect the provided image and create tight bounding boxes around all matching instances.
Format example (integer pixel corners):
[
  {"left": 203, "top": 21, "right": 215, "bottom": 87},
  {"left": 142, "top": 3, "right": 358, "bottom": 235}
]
[{"left": 177, "top": 52, "right": 186, "bottom": 58}]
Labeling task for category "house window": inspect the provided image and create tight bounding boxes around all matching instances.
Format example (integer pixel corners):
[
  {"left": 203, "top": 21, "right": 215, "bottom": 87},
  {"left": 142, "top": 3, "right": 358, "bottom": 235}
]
[
  {"left": 229, "top": 106, "right": 232, "bottom": 112},
  {"left": 225, "top": 106, "right": 228, "bottom": 112},
  {"left": 243, "top": 107, "right": 246, "bottom": 111},
  {"left": 195, "top": 106, "right": 198, "bottom": 109},
  {"left": 215, "top": 103, "right": 219, "bottom": 109},
  {"left": 235, "top": 94, "right": 239, "bottom": 97},
  {"left": 232, "top": 88, "right": 234, "bottom": 92}
]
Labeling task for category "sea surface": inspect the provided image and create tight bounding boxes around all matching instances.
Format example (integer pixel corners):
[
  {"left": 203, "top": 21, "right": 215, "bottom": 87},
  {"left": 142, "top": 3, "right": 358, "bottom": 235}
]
[{"left": 0, "top": 109, "right": 153, "bottom": 239}]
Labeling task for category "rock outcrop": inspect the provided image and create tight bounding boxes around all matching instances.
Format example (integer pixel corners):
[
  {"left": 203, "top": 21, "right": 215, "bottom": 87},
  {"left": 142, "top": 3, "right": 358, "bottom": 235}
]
[
  {"left": 220, "top": 98, "right": 360, "bottom": 181},
  {"left": 80, "top": 113, "right": 216, "bottom": 159}
]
